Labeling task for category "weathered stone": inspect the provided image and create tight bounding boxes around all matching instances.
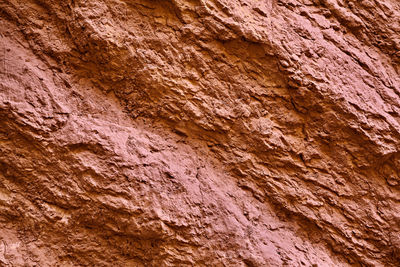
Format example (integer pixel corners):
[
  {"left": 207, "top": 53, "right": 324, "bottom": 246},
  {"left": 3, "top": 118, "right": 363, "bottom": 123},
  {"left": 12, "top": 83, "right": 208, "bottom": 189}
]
[{"left": 1, "top": 0, "right": 400, "bottom": 266}]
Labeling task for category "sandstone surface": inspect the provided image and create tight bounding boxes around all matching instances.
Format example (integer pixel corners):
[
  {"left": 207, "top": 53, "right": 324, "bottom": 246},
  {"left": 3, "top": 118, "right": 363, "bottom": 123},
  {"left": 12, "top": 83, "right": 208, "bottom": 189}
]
[{"left": 1, "top": 0, "right": 400, "bottom": 266}]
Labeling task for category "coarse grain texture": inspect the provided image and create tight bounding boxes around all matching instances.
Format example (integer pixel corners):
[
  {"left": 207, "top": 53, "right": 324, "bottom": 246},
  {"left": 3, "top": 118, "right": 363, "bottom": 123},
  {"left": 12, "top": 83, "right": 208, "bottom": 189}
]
[{"left": 1, "top": 0, "right": 400, "bottom": 266}]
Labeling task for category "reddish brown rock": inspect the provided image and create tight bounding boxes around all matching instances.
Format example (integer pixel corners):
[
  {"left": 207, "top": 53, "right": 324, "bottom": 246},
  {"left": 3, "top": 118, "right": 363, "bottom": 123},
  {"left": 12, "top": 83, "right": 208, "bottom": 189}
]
[{"left": 1, "top": 0, "right": 400, "bottom": 266}]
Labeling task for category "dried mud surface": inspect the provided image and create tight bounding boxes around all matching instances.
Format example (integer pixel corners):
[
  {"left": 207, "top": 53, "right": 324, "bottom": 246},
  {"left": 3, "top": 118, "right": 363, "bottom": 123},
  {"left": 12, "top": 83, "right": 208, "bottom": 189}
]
[{"left": 1, "top": 0, "right": 400, "bottom": 266}]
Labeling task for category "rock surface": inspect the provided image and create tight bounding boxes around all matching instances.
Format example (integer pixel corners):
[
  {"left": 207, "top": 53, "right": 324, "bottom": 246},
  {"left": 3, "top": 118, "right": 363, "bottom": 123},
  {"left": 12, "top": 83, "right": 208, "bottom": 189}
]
[{"left": 1, "top": 0, "right": 400, "bottom": 266}]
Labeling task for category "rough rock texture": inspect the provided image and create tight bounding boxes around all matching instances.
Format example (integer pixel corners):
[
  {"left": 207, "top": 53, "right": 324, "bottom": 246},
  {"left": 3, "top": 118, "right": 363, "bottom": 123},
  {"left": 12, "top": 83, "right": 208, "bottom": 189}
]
[{"left": 1, "top": 0, "right": 400, "bottom": 266}]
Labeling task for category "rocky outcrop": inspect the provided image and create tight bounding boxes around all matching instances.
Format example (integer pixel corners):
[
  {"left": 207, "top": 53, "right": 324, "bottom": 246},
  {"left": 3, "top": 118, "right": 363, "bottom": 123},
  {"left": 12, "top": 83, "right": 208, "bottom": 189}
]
[{"left": 1, "top": 0, "right": 399, "bottom": 266}]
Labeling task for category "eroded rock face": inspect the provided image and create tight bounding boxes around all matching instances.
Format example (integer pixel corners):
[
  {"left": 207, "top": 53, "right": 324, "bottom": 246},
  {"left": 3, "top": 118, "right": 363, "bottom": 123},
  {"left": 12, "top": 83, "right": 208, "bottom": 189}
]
[{"left": 1, "top": 0, "right": 400, "bottom": 266}]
